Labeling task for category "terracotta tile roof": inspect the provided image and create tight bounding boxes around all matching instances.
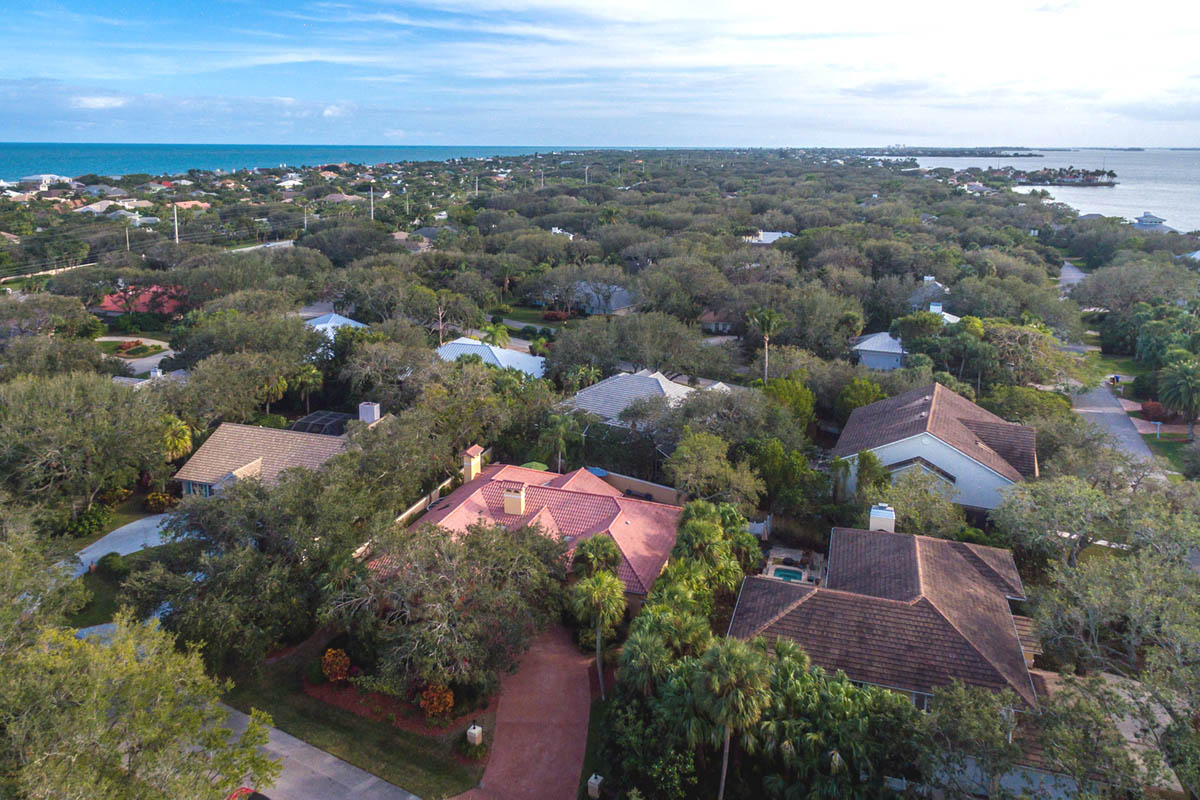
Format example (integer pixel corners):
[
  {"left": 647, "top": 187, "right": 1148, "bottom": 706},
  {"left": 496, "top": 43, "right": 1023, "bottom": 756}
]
[
  {"left": 730, "top": 526, "right": 1036, "bottom": 707},
  {"left": 832, "top": 383, "right": 1038, "bottom": 482},
  {"left": 409, "top": 464, "right": 680, "bottom": 595},
  {"left": 174, "top": 423, "right": 347, "bottom": 486}
]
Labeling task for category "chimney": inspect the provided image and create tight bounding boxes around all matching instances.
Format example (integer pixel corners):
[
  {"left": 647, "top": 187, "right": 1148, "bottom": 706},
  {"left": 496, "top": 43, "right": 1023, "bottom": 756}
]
[
  {"left": 359, "top": 401, "right": 381, "bottom": 424},
  {"left": 869, "top": 503, "right": 896, "bottom": 532},
  {"left": 503, "top": 484, "right": 526, "bottom": 516},
  {"left": 923, "top": 275, "right": 935, "bottom": 283},
  {"left": 462, "top": 444, "right": 483, "bottom": 482},
  {"left": 929, "top": 302, "right": 943, "bottom": 315}
]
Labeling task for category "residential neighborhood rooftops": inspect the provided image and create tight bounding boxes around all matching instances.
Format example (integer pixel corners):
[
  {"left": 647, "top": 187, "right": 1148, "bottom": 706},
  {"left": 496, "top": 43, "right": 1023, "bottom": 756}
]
[
  {"left": 305, "top": 312, "right": 367, "bottom": 339},
  {"left": 401, "top": 460, "right": 682, "bottom": 595},
  {"left": 851, "top": 331, "right": 905, "bottom": 355},
  {"left": 569, "top": 369, "right": 694, "bottom": 423},
  {"left": 832, "top": 383, "right": 1037, "bottom": 482},
  {"left": 729, "top": 526, "right": 1036, "bottom": 706},
  {"left": 436, "top": 336, "right": 546, "bottom": 378},
  {"left": 174, "top": 422, "right": 347, "bottom": 488}
]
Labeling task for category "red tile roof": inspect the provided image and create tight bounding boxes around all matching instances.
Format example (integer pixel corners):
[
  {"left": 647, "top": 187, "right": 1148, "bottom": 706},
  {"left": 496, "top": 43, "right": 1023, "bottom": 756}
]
[
  {"left": 832, "top": 383, "right": 1038, "bottom": 482},
  {"left": 730, "top": 527, "right": 1036, "bottom": 707},
  {"left": 96, "top": 285, "right": 184, "bottom": 315},
  {"left": 410, "top": 465, "right": 680, "bottom": 594}
]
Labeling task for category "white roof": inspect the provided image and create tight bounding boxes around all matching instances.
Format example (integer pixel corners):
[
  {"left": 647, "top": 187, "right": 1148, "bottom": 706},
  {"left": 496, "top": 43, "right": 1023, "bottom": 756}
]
[
  {"left": 436, "top": 336, "right": 545, "bottom": 378},
  {"left": 853, "top": 331, "right": 906, "bottom": 355},
  {"left": 305, "top": 312, "right": 367, "bottom": 339},
  {"left": 569, "top": 369, "right": 694, "bottom": 422}
]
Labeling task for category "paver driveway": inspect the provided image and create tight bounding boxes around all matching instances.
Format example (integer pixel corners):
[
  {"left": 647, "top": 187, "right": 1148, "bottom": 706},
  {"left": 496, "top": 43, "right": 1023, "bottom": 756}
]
[{"left": 454, "top": 626, "right": 592, "bottom": 800}]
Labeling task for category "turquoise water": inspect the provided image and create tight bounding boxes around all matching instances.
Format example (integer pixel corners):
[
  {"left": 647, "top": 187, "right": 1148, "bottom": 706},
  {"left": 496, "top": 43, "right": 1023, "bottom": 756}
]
[
  {"left": 0, "top": 143, "right": 595, "bottom": 181},
  {"left": 773, "top": 567, "right": 807, "bottom": 583}
]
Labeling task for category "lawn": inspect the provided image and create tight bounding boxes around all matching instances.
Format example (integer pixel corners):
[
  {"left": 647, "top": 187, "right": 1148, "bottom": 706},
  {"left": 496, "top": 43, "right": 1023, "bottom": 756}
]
[
  {"left": 1142, "top": 433, "right": 1190, "bottom": 474},
  {"left": 493, "top": 305, "right": 555, "bottom": 327},
  {"left": 97, "top": 340, "right": 165, "bottom": 358},
  {"left": 576, "top": 699, "right": 609, "bottom": 800},
  {"left": 226, "top": 660, "right": 483, "bottom": 800},
  {"left": 1079, "top": 351, "right": 1146, "bottom": 390},
  {"left": 65, "top": 541, "right": 181, "bottom": 628}
]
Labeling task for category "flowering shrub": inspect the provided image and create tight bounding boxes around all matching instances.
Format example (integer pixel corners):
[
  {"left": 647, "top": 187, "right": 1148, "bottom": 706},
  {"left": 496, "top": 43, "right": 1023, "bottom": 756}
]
[
  {"left": 97, "top": 487, "right": 133, "bottom": 507},
  {"left": 322, "top": 648, "right": 351, "bottom": 684},
  {"left": 542, "top": 310, "right": 570, "bottom": 322},
  {"left": 143, "top": 492, "right": 178, "bottom": 513},
  {"left": 116, "top": 339, "right": 144, "bottom": 352},
  {"left": 419, "top": 683, "right": 454, "bottom": 719}
]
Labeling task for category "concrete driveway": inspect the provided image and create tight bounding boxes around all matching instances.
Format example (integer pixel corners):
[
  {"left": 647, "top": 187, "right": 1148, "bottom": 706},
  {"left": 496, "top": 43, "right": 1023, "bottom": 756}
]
[
  {"left": 224, "top": 706, "right": 418, "bottom": 800},
  {"left": 454, "top": 626, "right": 591, "bottom": 800},
  {"left": 1072, "top": 385, "right": 1155, "bottom": 464},
  {"left": 96, "top": 335, "right": 175, "bottom": 374},
  {"left": 1058, "top": 260, "right": 1086, "bottom": 291},
  {"left": 74, "top": 514, "right": 168, "bottom": 576}
]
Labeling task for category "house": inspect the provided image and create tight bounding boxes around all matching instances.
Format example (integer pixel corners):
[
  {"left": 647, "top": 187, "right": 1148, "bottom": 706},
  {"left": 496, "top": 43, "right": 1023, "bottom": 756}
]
[
  {"left": 832, "top": 383, "right": 1038, "bottom": 511},
  {"left": 852, "top": 331, "right": 906, "bottom": 371},
  {"left": 276, "top": 178, "right": 304, "bottom": 189},
  {"left": 0, "top": 231, "right": 20, "bottom": 245},
  {"left": 908, "top": 276, "right": 948, "bottom": 311},
  {"left": 550, "top": 226, "right": 574, "bottom": 240},
  {"left": 1132, "top": 211, "right": 1177, "bottom": 233},
  {"left": 321, "top": 193, "right": 364, "bottom": 204},
  {"left": 568, "top": 369, "right": 697, "bottom": 425},
  {"left": 396, "top": 449, "right": 682, "bottom": 597},
  {"left": 573, "top": 281, "right": 637, "bottom": 316},
  {"left": 173, "top": 200, "right": 211, "bottom": 211},
  {"left": 173, "top": 402, "right": 381, "bottom": 496},
  {"left": 437, "top": 336, "right": 545, "bottom": 378},
  {"left": 728, "top": 512, "right": 1038, "bottom": 709},
  {"left": 112, "top": 367, "right": 188, "bottom": 389},
  {"left": 95, "top": 286, "right": 184, "bottom": 316},
  {"left": 305, "top": 312, "right": 367, "bottom": 340},
  {"left": 742, "top": 230, "right": 794, "bottom": 245},
  {"left": 927, "top": 301, "right": 959, "bottom": 324},
  {"left": 698, "top": 309, "right": 735, "bottom": 334}
]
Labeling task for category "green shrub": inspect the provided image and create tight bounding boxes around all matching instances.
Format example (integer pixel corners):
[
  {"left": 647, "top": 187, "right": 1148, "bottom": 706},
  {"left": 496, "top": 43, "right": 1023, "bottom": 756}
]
[
  {"left": 96, "top": 551, "right": 131, "bottom": 580},
  {"left": 304, "top": 658, "right": 327, "bottom": 685},
  {"left": 1131, "top": 373, "right": 1157, "bottom": 401},
  {"left": 252, "top": 413, "right": 288, "bottom": 429},
  {"left": 97, "top": 487, "right": 133, "bottom": 507},
  {"left": 59, "top": 504, "right": 113, "bottom": 539},
  {"left": 143, "top": 492, "right": 177, "bottom": 513}
]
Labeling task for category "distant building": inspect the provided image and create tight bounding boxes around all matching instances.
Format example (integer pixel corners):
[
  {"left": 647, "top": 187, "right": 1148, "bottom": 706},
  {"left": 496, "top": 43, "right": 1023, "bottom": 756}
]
[
  {"left": 437, "top": 336, "right": 545, "bottom": 378},
  {"left": 698, "top": 309, "right": 735, "bottom": 334},
  {"left": 852, "top": 331, "right": 906, "bottom": 371},
  {"left": 742, "top": 230, "right": 794, "bottom": 245},
  {"left": 305, "top": 312, "right": 367, "bottom": 340},
  {"left": 568, "top": 369, "right": 711, "bottom": 425},
  {"left": 908, "top": 276, "right": 948, "bottom": 310},
  {"left": 1132, "top": 211, "right": 1177, "bottom": 233},
  {"left": 573, "top": 281, "right": 637, "bottom": 316}
]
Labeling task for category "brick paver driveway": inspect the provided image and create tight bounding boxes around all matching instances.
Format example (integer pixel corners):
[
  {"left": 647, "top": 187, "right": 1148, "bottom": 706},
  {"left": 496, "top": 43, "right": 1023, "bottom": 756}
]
[{"left": 454, "top": 626, "right": 592, "bottom": 800}]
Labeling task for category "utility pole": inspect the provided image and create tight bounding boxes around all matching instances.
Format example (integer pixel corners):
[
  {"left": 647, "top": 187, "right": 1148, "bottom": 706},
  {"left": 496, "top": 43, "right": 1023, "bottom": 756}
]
[
  {"left": 540, "top": 169, "right": 544, "bottom": 189},
  {"left": 173, "top": 204, "right": 179, "bottom": 244},
  {"left": 303, "top": 203, "right": 308, "bottom": 231},
  {"left": 474, "top": 175, "right": 479, "bottom": 196},
  {"left": 369, "top": 186, "right": 375, "bottom": 221},
  {"left": 124, "top": 225, "right": 130, "bottom": 251},
  {"left": 584, "top": 165, "right": 590, "bottom": 185}
]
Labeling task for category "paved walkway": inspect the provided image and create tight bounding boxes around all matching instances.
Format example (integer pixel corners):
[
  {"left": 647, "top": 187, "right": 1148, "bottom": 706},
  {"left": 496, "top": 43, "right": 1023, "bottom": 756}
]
[
  {"left": 1058, "top": 260, "right": 1085, "bottom": 291},
  {"left": 454, "top": 626, "right": 591, "bottom": 800},
  {"left": 223, "top": 706, "right": 419, "bottom": 800},
  {"left": 73, "top": 514, "right": 167, "bottom": 576},
  {"left": 1072, "top": 385, "right": 1155, "bottom": 463}
]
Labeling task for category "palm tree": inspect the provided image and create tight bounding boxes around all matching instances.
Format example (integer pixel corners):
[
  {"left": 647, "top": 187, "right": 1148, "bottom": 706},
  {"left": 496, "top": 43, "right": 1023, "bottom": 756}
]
[
  {"left": 572, "top": 571, "right": 626, "bottom": 701},
  {"left": 693, "top": 637, "right": 772, "bottom": 800},
  {"left": 746, "top": 307, "right": 783, "bottom": 383},
  {"left": 160, "top": 414, "right": 193, "bottom": 462},
  {"left": 1160, "top": 359, "right": 1200, "bottom": 440},
  {"left": 538, "top": 413, "right": 581, "bottom": 472},
  {"left": 291, "top": 364, "right": 323, "bottom": 414},
  {"left": 573, "top": 534, "right": 620, "bottom": 577},
  {"left": 619, "top": 627, "right": 672, "bottom": 697},
  {"left": 571, "top": 364, "right": 602, "bottom": 388},
  {"left": 257, "top": 373, "right": 288, "bottom": 415},
  {"left": 480, "top": 322, "right": 510, "bottom": 348}
]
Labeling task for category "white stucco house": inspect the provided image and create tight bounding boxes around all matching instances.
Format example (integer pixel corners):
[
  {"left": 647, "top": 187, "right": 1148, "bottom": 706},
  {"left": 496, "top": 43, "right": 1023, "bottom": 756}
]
[
  {"left": 832, "top": 383, "right": 1038, "bottom": 511},
  {"left": 852, "top": 331, "right": 906, "bottom": 371},
  {"left": 305, "top": 312, "right": 367, "bottom": 340},
  {"left": 436, "top": 336, "right": 545, "bottom": 378}
]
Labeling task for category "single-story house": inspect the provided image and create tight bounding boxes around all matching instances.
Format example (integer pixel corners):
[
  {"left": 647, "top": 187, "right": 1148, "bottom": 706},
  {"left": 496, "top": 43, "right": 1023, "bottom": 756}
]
[
  {"left": 698, "top": 309, "right": 736, "bottom": 334},
  {"left": 832, "top": 383, "right": 1038, "bottom": 511},
  {"left": 173, "top": 403, "right": 381, "bottom": 496},
  {"left": 573, "top": 281, "right": 637, "bottom": 316},
  {"left": 568, "top": 369, "right": 697, "bottom": 424},
  {"left": 305, "top": 312, "right": 367, "bottom": 340},
  {"left": 95, "top": 286, "right": 184, "bottom": 316},
  {"left": 393, "top": 448, "right": 681, "bottom": 597},
  {"left": 742, "top": 230, "right": 794, "bottom": 245},
  {"left": 852, "top": 331, "right": 906, "bottom": 371},
  {"left": 436, "top": 336, "right": 545, "bottom": 378},
  {"left": 1132, "top": 212, "right": 1176, "bottom": 233},
  {"left": 908, "top": 276, "right": 948, "bottom": 310}
]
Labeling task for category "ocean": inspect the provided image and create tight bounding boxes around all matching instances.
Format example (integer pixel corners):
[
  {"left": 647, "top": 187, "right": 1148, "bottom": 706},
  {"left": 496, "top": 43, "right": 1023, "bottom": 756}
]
[
  {"left": 0, "top": 143, "right": 584, "bottom": 182},
  {"left": 912, "top": 149, "right": 1200, "bottom": 234}
]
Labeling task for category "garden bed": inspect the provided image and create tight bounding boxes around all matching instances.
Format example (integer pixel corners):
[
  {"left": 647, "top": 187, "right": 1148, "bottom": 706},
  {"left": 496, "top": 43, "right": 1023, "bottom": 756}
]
[{"left": 302, "top": 677, "right": 497, "bottom": 739}]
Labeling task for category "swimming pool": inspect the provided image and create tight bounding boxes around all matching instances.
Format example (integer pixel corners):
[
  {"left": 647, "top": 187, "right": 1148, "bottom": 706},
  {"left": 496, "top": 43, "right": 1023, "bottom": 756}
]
[{"left": 773, "top": 567, "right": 807, "bottom": 582}]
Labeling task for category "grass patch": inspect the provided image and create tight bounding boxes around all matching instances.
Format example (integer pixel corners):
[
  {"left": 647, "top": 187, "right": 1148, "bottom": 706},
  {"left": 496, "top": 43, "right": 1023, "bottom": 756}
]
[
  {"left": 226, "top": 660, "right": 482, "bottom": 800},
  {"left": 1142, "top": 433, "right": 1190, "bottom": 474},
  {"left": 577, "top": 698, "right": 608, "bottom": 800},
  {"left": 1079, "top": 352, "right": 1147, "bottom": 388},
  {"left": 494, "top": 305, "right": 555, "bottom": 326},
  {"left": 97, "top": 340, "right": 165, "bottom": 358},
  {"left": 67, "top": 570, "right": 122, "bottom": 628}
]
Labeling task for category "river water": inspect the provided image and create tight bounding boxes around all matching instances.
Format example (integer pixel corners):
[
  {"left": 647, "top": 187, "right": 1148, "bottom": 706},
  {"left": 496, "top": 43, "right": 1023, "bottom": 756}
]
[{"left": 912, "top": 149, "right": 1200, "bottom": 234}]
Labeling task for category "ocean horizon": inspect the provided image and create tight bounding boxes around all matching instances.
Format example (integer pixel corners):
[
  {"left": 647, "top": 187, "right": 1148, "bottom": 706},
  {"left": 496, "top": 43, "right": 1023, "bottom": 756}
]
[{"left": 0, "top": 142, "right": 619, "bottom": 181}]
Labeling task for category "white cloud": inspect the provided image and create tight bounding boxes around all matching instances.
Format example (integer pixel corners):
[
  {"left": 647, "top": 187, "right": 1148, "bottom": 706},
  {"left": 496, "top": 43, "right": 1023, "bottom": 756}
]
[
  {"left": 70, "top": 95, "right": 127, "bottom": 109},
  {"left": 322, "top": 104, "right": 346, "bottom": 117}
]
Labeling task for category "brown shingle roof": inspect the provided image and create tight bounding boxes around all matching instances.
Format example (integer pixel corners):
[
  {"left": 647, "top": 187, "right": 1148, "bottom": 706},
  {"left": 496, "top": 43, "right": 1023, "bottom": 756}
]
[
  {"left": 174, "top": 423, "right": 347, "bottom": 486},
  {"left": 730, "top": 526, "right": 1036, "bottom": 707},
  {"left": 832, "top": 383, "right": 1038, "bottom": 482}
]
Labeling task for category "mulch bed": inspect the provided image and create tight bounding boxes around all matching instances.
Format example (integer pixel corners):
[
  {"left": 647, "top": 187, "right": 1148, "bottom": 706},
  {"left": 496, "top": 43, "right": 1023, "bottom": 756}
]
[{"left": 302, "top": 678, "right": 497, "bottom": 738}]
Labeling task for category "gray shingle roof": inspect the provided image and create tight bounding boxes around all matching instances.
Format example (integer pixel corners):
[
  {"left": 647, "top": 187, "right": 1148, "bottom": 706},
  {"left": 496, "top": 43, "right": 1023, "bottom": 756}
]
[
  {"left": 436, "top": 337, "right": 545, "bottom": 378},
  {"left": 174, "top": 423, "right": 347, "bottom": 486},
  {"left": 569, "top": 370, "right": 693, "bottom": 422}
]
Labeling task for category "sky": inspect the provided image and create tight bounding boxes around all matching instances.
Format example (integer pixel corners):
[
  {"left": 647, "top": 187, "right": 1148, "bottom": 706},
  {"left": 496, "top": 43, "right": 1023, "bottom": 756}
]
[{"left": 1, "top": 0, "right": 1198, "bottom": 146}]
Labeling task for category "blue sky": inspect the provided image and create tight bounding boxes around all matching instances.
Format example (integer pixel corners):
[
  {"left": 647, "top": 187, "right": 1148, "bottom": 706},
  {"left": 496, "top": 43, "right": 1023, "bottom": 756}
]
[{"left": 2, "top": 0, "right": 1198, "bottom": 146}]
